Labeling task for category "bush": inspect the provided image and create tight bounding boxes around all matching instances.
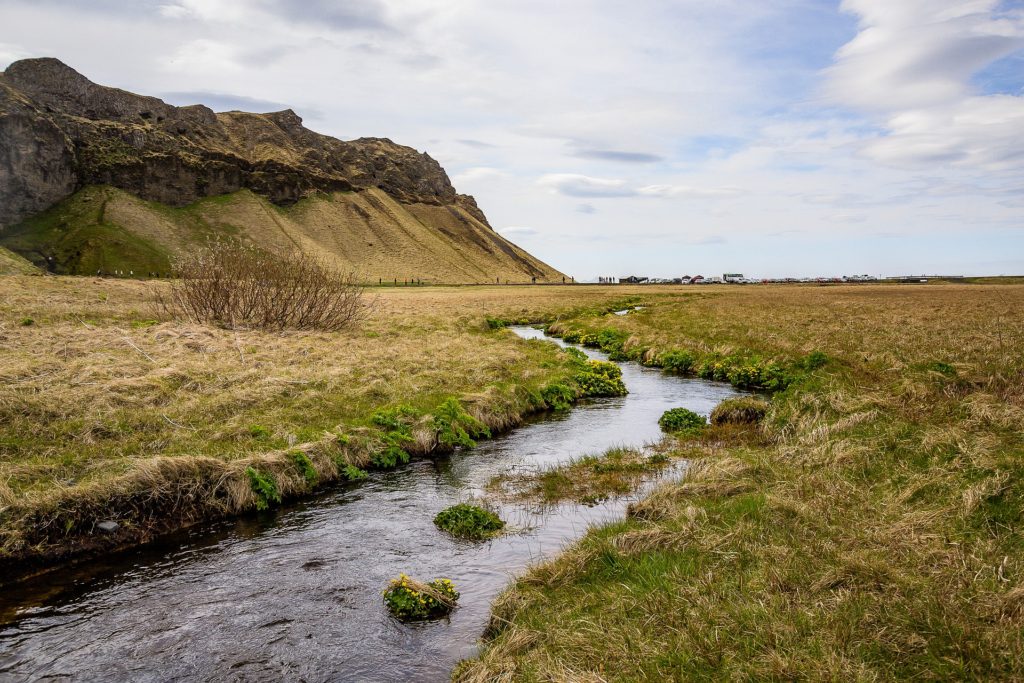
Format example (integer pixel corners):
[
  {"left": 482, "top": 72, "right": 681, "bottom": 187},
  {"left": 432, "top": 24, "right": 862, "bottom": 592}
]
[
  {"left": 541, "top": 382, "right": 576, "bottom": 411},
  {"left": 574, "top": 360, "right": 628, "bottom": 397},
  {"left": 660, "top": 349, "right": 696, "bottom": 374},
  {"left": 245, "top": 466, "right": 281, "bottom": 510},
  {"left": 658, "top": 407, "right": 707, "bottom": 433},
  {"left": 370, "top": 443, "right": 410, "bottom": 469},
  {"left": 710, "top": 397, "right": 770, "bottom": 425},
  {"left": 434, "top": 503, "right": 505, "bottom": 539},
  {"left": 289, "top": 450, "right": 318, "bottom": 486},
  {"left": 383, "top": 574, "right": 460, "bottom": 621},
  {"left": 370, "top": 404, "right": 417, "bottom": 468},
  {"left": 433, "top": 398, "right": 490, "bottom": 449},
  {"left": 341, "top": 464, "right": 368, "bottom": 481},
  {"left": 164, "top": 240, "right": 369, "bottom": 331},
  {"left": 485, "top": 316, "right": 507, "bottom": 330}
]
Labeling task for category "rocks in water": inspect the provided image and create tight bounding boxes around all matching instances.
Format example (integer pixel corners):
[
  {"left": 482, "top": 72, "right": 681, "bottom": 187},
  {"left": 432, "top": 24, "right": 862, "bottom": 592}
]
[{"left": 96, "top": 520, "right": 119, "bottom": 533}]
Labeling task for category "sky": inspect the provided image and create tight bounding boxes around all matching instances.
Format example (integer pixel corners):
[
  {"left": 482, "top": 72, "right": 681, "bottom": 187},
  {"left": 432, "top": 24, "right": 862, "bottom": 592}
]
[{"left": 1, "top": 0, "right": 1023, "bottom": 279}]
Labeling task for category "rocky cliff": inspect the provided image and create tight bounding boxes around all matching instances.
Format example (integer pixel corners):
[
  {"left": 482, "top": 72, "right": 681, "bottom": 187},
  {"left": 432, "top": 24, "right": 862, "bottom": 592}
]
[{"left": 0, "top": 58, "right": 561, "bottom": 282}]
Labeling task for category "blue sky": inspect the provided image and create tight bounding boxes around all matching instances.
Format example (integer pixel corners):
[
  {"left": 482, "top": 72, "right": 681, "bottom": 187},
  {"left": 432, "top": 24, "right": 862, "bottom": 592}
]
[{"left": 1, "top": 0, "right": 1022, "bottom": 278}]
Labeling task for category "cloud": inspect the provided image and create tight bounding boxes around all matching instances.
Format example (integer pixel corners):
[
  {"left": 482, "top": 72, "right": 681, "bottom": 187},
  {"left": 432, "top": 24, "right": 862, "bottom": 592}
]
[
  {"left": 538, "top": 174, "right": 744, "bottom": 200},
  {"left": 451, "top": 167, "right": 507, "bottom": 183},
  {"left": 0, "top": 42, "right": 31, "bottom": 67},
  {"left": 498, "top": 226, "right": 537, "bottom": 236},
  {"left": 158, "top": 0, "right": 394, "bottom": 32},
  {"left": 572, "top": 149, "right": 664, "bottom": 163},
  {"left": 161, "top": 90, "right": 295, "bottom": 112},
  {"left": 576, "top": 203, "right": 597, "bottom": 214},
  {"left": 537, "top": 174, "right": 634, "bottom": 198},
  {"left": 265, "top": 0, "right": 393, "bottom": 32},
  {"left": 637, "top": 184, "right": 743, "bottom": 198},
  {"left": 456, "top": 138, "right": 497, "bottom": 149},
  {"left": 826, "top": 0, "right": 1024, "bottom": 169}
]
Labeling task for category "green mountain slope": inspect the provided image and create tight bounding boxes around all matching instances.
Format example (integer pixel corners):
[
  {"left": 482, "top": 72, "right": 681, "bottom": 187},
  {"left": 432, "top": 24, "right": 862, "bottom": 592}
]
[{"left": 2, "top": 186, "right": 560, "bottom": 282}]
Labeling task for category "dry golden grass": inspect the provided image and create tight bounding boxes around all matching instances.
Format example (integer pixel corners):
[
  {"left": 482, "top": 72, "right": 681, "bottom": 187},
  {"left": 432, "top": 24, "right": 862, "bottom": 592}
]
[
  {"left": 458, "top": 283, "right": 1024, "bottom": 682},
  {"left": 10, "top": 185, "right": 565, "bottom": 283},
  {"left": 0, "top": 275, "right": 648, "bottom": 569}
]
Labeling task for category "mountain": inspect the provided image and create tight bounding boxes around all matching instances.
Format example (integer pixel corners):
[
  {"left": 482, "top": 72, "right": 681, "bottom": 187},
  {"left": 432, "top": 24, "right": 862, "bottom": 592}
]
[{"left": 0, "top": 58, "right": 564, "bottom": 282}]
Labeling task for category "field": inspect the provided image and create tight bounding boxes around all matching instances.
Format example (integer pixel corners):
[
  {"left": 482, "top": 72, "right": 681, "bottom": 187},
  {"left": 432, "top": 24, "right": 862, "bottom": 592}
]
[
  {"left": 0, "top": 276, "right": 640, "bottom": 575},
  {"left": 457, "top": 284, "right": 1024, "bottom": 681}
]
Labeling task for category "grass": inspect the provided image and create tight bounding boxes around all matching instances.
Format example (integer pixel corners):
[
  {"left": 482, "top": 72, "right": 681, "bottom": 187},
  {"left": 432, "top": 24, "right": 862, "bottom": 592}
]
[
  {"left": 0, "top": 277, "right": 659, "bottom": 575},
  {"left": 0, "top": 246, "right": 38, "bottom": 275},
  {"left": 383, "top": 574, "right": 460, "bottom": 621},
  {"left": 0, "top": 184, "right": 565, "bottom": 283},
  {"left": 488, "top": 446, "right": 679, "bottom": 506},
  {"left": 456, "top": 283, "right": 1024, "bottom": 682},
  {"left": 434, "top": 503, "right": 505, "bottom": 540}
]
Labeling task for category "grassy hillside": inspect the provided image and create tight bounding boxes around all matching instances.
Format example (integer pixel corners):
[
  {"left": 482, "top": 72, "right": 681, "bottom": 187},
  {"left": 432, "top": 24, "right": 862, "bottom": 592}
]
[
  {"left": 0, "top": 246, "right": 37, "bottom": 275},
  {"left": 0, "top": 186, "right": 564, "bottom": 283},
  {"left": 458, "top": 284, "right": 1024, "bottom": 681}
]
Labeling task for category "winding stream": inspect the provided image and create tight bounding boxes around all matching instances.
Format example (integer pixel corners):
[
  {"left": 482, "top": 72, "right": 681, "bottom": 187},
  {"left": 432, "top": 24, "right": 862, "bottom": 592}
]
[{"left": 0, "top": 327, "right": 744, "bottom": 682}]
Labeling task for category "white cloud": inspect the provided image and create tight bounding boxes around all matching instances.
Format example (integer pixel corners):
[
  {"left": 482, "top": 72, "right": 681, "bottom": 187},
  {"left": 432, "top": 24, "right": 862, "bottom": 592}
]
[
  {"left": 498, "top": 226, "right": 537, "bottom": 236},
  {"left": 826, "top": 0, "right": 1024, "bottom": 170},
  {"left": 537, "top": 174, "right": 633, "bottom": 198},
  {"left": 451, "top": 167, "right": 507, "bottom": 183},
  {"left": 637, "top": 184, "right": 743, "bottom": 198}
]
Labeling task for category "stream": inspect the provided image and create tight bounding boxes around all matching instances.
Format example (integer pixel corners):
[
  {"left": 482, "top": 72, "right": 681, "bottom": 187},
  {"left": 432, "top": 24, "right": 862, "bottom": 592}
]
[{"left": 0, "top": 326, "right": 745, "bottom": 682}]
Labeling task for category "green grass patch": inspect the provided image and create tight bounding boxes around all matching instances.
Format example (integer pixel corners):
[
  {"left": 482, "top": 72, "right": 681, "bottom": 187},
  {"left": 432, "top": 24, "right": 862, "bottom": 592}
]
[
  {"left": 383, "top": 574, "right": 460, "bottom": 621},
  {"left": 434, "top": 503, "right": 505, "bottom": 539},
  {"left": 658, "top": 407, "right": 707, "bottom": 433},
  {"left": 244, "top": 466, "right": 281, "bottom": 511},
  {"left": 289, "top": 450, "right": 318, "bottom": 486}
]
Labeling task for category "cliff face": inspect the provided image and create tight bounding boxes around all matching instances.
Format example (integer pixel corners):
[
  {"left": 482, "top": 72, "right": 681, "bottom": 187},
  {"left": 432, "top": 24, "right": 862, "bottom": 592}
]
[{"left": 0, "top": 58, "right": 550, "bottom": 281}]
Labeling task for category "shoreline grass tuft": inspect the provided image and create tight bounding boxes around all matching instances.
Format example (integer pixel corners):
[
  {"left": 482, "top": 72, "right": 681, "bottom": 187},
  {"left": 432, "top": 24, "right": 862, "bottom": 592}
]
[{"left": 434, "top": 503, "right": 505, "bottom": 540}]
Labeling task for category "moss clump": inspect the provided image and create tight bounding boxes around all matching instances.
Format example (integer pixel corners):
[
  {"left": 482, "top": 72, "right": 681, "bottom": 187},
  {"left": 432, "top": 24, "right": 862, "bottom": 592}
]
[
  {"left": 658, "top": 407, "right": 707, "bottom": 434},
  {"left": 19, "top": 317, "right": 34, "bottom": 327},
  {"left": 434, "top": 503, "right": 505, "bottom": 539},
  {"left": 383, "top": 574, "right": 460, "bottom": 621},
  {"left": 710, "top": 397, "right": 769, "bottom": 425},
  {"left": 245, "top": 466, "right": 281, "bottom": 510}
]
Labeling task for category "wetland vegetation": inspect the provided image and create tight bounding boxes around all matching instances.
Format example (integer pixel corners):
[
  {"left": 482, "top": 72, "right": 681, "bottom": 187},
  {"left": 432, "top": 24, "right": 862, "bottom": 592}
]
[
  {"left": 0, "top": 276, "right": 651, "bottom": 575},
  {"left": 3, "top": 277, "right": 1022, "bottom": 681},
  {"left": 457, "top": 283, "right": 1024, "bottom": 681}
]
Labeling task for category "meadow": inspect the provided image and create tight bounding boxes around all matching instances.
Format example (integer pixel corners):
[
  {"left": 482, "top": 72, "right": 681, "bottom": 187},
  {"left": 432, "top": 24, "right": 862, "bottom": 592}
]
[
  {"left": 0, "top": 276, "right": 644, "bottom": 575},
  {"left": 457, "top": 283, "right": 1024, "bottom": 681}
]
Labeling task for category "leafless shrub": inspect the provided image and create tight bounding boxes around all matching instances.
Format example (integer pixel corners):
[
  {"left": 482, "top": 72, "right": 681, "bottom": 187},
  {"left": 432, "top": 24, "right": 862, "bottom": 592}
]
[{"left": 162, "top": 241, "right": 369, "bottom": 331}]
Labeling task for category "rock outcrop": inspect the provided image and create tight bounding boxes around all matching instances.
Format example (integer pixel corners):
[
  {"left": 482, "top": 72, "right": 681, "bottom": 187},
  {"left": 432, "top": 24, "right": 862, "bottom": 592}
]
[
  {"left": 0, "top": 58, "right": 471, "bottom": 216},
  {"left": 0, "top": 58, "right": 563, "bottom": 282}
]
